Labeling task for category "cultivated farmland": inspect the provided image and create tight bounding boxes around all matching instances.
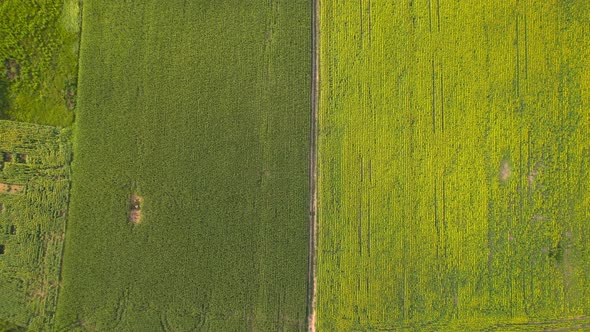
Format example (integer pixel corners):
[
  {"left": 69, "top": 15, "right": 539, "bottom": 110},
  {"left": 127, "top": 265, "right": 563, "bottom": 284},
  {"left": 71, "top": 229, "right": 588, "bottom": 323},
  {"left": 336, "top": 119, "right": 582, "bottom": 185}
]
[
  {"left": 55, "top": 1, "right": 311, "bottom": 331},
  {"left": 316, "top": 0, "right": 590, "bottom": 330},
  {"left": 0, "top": 120, "right": 72, "bottom": 331}
]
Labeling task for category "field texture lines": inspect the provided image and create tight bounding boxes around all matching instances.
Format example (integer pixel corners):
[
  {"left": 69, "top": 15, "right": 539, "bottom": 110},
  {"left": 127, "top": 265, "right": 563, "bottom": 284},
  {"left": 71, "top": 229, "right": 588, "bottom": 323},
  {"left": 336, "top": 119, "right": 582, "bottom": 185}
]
[
  {"left": 0, "top": 120, "right": 72, "bottom": 331},
  {"left": 55, "top": 1, "right": 311, "bottom": 331},
  {"left": 316, "top": 0, "right": 590, "bottom": 330}
]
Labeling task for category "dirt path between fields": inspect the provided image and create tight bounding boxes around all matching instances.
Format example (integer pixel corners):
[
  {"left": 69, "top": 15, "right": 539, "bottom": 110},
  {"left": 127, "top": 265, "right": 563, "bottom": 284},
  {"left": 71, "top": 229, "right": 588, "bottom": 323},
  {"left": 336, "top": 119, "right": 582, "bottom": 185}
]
[{"left": 307, "top": 0, "right": 319, "bottom": 331}]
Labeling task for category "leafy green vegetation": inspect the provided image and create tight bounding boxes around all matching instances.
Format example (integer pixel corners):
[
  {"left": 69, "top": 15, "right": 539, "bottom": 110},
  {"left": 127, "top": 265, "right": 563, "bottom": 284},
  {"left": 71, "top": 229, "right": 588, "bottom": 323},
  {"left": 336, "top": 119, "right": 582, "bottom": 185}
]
[
  {"left": 0, "top": 319, "right": 26, "bottom": 332},
  {"left": 0, "top": 0, "right": 80, "bottom": 127},
  {"left": 316, "top": 0, "right": 590, "bottom": 330},
  {"left": 0, "top": 120, "right": 72, "bottom": 331},
  {"left": 55, "top": 0, "right": 311, "bottom": 330}
]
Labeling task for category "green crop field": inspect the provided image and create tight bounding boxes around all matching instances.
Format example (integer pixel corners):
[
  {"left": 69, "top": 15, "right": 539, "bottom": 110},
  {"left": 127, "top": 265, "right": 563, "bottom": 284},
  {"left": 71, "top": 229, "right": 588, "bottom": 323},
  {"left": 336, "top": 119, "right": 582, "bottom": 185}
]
[
  {"left": 0, "top": 120, "right": 72, "bottom": 331},
  {"left": 0, "top": 0, "right": 80, "bottom": 127},
  {"left": 3, "top": 0, "right": 590, "bottom": 330},
  {"left": 316, "top": 0, "right": 590, "bottom": 331},
  {"left": 55, "top": 1, "right": 311, "bottom": 331}
]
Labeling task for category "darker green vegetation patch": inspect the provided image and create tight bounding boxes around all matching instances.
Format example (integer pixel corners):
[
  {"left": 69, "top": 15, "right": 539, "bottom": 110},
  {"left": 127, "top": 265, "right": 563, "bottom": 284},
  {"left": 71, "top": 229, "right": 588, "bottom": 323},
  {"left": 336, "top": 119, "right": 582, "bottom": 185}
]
[
  {"left": 0, "top": 0, "right": 81, "bottom": 126},
  {"left": 0, "top": 319, "right": 26, "bottom": 332},
  {"left": 56, "top": 0, "right": 311, "bottom": 331}
]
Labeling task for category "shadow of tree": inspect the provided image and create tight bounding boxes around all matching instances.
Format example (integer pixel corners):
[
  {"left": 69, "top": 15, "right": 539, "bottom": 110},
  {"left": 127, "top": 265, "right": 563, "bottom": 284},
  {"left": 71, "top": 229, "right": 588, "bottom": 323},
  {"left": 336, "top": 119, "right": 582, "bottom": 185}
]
[{"left": 0, "top": 77, "right": 8, "bottom": 119}]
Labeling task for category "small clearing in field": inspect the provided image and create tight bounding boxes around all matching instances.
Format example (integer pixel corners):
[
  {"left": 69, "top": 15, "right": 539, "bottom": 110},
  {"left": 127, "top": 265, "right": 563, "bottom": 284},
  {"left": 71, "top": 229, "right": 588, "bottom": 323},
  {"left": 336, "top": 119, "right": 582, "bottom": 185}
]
[
  {"left": 128, "top": 194, "right": 143, "bottom": 224},
  {"left": 527, "top": 170, "right": 540, "bottom": 186},
  {"left": 3, "top": 152, "right": 13, "bottom": 162},
  {"left": 65, "top": 88, "right": 76, "bottom": 110},
  {"left": 9, "top": 184, "right": 25, "bottom": 194},
  {"left": 500, "top": 160, "right": 511, "bottom": 182},
  {"left": 527, "top": 162, "right": 544, "bottom": 187},
  {"left": 4, "top": 59, "right": 20, "bottom": 81},
  {"left": 30, "top": 283, "right": 48, "bottom": 300},
  {"left": 16, "top": 153, "right": 27, "bottom": 163}
]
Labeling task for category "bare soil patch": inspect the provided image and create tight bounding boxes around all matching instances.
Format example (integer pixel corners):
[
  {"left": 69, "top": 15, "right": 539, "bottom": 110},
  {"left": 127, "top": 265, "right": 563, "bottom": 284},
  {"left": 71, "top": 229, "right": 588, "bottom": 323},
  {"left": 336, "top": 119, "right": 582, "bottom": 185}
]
[
  {"left": 500, "top": 160, "right": 511, "bottom": 182},
  {"left": 65, "top": 89, "right": 76, "bottom": 110},
  {"left": 64, "top": 82, "right": 77, "bottom": 110},
  {"left": 128, "top": 194, "right": 143, "bottom": 224},
  {"left": 30, "top": 283, "right": 48, "bottom": 300},
  {"left": 534, "top": 215, "right": 548, "bottom": 221},
  {"left": 527, "top": 169, "right": 539, "bottom": 186},
  {"left": 527, "top": 162, "right": 544, "bottom": 187},
  {"left": 9, "top": 184, "right": 25, "bottom": 194},
  {"left": 3, "top": 152, "right": 13, "bottom": 162},
  {"left": 16, "top": 153, "right": 27, "bottom": 163},
  {"left": 0, "top": 183, "right": 25, "bottom": 194}
]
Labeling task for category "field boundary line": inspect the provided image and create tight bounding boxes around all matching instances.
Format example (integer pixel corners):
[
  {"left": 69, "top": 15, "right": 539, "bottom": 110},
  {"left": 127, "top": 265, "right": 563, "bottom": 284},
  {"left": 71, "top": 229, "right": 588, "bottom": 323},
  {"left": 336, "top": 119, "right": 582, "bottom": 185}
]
[{"left": 307, "top": 0, "right": 319, "bottom": 330}]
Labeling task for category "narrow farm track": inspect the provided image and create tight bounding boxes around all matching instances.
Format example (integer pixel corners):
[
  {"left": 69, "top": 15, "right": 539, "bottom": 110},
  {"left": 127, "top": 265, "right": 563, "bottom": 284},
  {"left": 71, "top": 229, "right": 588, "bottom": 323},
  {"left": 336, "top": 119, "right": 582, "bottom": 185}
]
[{"left": 307, "top": 0, "right": 319, "bottom": 330}]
